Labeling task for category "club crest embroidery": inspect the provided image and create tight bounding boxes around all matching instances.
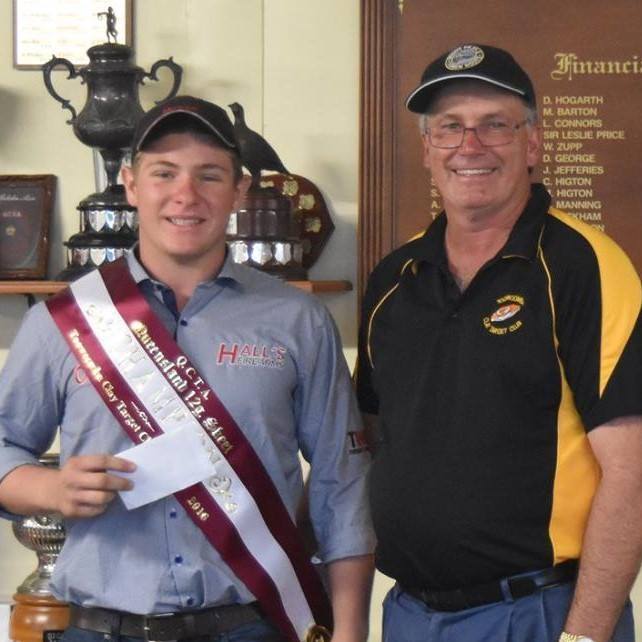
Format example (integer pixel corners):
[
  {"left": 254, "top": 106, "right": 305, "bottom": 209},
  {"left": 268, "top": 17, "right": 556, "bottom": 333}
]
[
  {"left": 217, "top": 342, "right": 287, "bottom": 368},
  {"left": 483, "top": 294, "right": 525, "bottom": 335},
  {"left": 445, "top": 45, "right": 485, "bottom": 71}
]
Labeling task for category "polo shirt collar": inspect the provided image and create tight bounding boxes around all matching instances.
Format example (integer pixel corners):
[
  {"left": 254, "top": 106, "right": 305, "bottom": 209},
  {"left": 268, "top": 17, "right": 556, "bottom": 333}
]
[
  {"left": 408, "top": 182, "right": 551, "bottom": 267},
  {"left": 499, "top": 183, "right": 551, "bottom": 260},
  {"left": 125, "top": 245, "right": 243, "bottom": 290}
]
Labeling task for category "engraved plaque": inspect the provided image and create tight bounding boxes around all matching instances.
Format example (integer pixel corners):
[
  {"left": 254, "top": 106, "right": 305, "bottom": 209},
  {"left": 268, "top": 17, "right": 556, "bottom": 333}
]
[{"left": 0, "top": 175, "right": 55, "bottom": 279}]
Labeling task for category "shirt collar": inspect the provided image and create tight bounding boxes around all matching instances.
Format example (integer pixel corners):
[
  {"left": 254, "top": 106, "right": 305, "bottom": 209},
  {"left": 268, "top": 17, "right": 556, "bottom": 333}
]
[
  {"left": 125, "top": 245, "right": 244, "bottom": 290},
  {"left": 499, "top": 183, "right": 551, "bottom": 260},
  {"left": 407, "top": 183, "right": 551, "bottom": 267}
]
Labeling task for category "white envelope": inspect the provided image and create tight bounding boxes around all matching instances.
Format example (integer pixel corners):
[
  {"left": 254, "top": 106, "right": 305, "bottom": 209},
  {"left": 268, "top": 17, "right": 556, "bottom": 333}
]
[{"left": 116, "top": 426, "right": 219, "bottom": 510}]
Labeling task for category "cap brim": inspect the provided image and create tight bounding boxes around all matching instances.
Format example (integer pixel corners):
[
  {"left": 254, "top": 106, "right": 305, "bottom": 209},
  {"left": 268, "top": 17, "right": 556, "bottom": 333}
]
[
  {"left": 405, "top": 74, "right": 527, "bottom": 113},
  {"left": 136, "top": 109, "right": 236, "bottom": 152}
]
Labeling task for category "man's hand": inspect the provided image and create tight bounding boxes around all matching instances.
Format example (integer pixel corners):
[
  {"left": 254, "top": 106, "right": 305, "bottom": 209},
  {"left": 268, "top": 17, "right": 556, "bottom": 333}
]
[
  {"left": 0, "top": 455, "right": 135, "bottom": 518},
  {"left": 54, "top": 454, "right": 135, "bottom": 517}
]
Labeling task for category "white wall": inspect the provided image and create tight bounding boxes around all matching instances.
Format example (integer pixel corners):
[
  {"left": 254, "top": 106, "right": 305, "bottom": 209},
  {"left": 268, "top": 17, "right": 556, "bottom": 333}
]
[{"left": 0, "top": 2, "right": 639, "bottom": 640}]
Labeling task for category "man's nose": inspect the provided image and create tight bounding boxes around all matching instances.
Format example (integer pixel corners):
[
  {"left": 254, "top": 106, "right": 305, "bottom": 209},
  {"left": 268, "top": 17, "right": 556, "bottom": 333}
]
[
  {"left": 458, "top": 127, "right": 485, "bottom": 152},
  {"left": 174, "top": 175, "right": 198, "bottom": 201}
]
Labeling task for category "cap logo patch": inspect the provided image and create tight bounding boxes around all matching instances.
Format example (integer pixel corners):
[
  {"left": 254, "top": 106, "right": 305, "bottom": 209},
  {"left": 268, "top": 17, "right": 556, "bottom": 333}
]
[
  {"left": 483, "top": 294, "right": 525, "bottom": 335},
  {"left": 445, "top": 45, "right": 485, "bottom": 71}
]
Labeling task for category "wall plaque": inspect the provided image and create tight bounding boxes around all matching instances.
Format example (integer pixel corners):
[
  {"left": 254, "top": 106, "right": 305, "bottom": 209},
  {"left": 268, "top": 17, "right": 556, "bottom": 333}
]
[
  {"left": 360, "top": 0, "right": 642, "bottom": 293},
  {"left": 0, "top": 175, "right": 56, "bottom": 280}
]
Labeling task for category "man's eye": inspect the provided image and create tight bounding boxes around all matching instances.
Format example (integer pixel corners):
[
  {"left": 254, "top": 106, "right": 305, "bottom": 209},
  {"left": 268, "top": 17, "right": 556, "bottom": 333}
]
[
  {"left": 485, "top": 121, "right": 509, "bottom": 131},
  {"left": 152, "top": 170, "right": 173, "bottom": 179},
  {"left": 441, "top": 123, "right": 463, "bottom": 132},
  {"left": 202, "top": 174, "right": 223, "bottom": 182}
]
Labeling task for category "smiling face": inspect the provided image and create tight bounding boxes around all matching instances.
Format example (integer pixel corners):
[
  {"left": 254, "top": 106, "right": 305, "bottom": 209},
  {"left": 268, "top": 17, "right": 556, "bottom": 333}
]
[
  {"left": 122, "top": 132, "right": 248, "bottom": 278},
  {"left": 422, "top": 81, "right": 541, "bottom": 224}
]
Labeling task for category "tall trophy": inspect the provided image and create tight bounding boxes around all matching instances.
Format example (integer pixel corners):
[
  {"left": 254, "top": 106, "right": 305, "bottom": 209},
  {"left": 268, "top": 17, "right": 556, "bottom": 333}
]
[
  {"left": 9, "top": 455, "right": 68, "bottom": 642},
  {"left": 42, "top": 10, "right": 182, "bottom": 280}
]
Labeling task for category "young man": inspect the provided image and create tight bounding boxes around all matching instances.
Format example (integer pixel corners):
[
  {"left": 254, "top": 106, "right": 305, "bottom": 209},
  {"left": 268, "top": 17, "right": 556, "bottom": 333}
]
[
  {"left": 0, "top": 96, "right": 374, "bottom": 642},
  {"left": 356, "top": 45, "right": 642, "bottom": 642}
]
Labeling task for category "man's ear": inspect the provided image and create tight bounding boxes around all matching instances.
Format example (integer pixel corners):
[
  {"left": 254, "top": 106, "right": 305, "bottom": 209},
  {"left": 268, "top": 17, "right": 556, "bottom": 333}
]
[
  {"left": 421, "top": 133, "right": 432, "bottom": 169},
  {"left": 233, "top": 174, "right": 252, "bottom": 210},
  {"left": 121, "top": 166, "right": 138, "bottom": 207},
  {"left": 526, "top": 125, "right": 542, "bottom": 169}
]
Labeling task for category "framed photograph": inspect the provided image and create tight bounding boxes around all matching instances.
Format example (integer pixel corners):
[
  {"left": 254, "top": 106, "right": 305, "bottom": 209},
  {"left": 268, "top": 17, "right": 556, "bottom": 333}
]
[
  {"left": 0, "top": 175, "right": 56, "bottom": 280},
  {"left": 13, "top": 0, "right": 133, "bottom": 69}
]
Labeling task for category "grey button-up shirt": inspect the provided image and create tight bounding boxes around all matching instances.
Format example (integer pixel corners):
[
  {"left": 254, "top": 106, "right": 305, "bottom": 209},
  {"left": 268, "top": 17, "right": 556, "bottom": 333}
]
[{"left": 0, "top": 252, "right": 374, "bottom": 613}]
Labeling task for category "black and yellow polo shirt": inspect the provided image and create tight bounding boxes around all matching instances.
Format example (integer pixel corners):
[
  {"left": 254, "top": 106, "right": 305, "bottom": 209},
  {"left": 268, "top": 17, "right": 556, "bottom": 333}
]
[{"left": 356, "top": 183, "right": 642, "bottom": 591}]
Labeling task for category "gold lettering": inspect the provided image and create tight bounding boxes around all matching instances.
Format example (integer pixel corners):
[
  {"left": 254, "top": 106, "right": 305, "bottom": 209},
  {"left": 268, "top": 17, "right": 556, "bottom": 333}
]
[
  {"left": 187, "top": 495, "right": 210, "bottom": 521},
  {"left": 497, "top": 294, "right": 524, "bottom": 305},
  {"left": 101, "top": 380, "right": 118, "bottom": 403},
  {"left": 551, "top": 52, "right": 642, "bottom": 81},
  {"left": 67, "top": 329, "right": 104, "bottom": 382}
]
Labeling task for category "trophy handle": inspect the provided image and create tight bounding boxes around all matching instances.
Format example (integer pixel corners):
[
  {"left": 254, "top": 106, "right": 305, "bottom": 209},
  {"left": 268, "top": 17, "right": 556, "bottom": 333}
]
[
  {"left": 142, "top": 57, "right": 183, "bottom": 104},
  {"left": 42, "top": 56, "right": 79, "bottom": 124}
]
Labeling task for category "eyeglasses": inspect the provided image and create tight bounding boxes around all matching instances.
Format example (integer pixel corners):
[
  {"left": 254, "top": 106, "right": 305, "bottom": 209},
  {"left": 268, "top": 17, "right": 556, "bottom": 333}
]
[{"left": 425, "top": 119, "right": 529, "bottom": 149}]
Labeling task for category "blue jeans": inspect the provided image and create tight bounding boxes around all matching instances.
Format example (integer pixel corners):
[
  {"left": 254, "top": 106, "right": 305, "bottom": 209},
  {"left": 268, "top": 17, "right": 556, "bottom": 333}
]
[
  {"left": 61, "top": 620, "right": 286, "bottom": 642},
  {"left": 383, "top": 582, "right": 635, "bottom": 642}
]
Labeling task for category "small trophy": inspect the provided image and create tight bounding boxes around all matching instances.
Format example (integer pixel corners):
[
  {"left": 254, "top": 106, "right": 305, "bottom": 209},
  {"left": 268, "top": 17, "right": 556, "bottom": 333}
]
[
  {"left": 9, "top": 455, "right": 68, "bottom": 642},
  {"left": 42, "top": 8, "right": 182, "bottom": 280}
]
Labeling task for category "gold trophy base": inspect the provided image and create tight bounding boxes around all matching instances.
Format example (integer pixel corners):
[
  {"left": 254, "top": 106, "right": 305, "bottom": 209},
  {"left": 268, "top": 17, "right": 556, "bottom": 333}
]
[{"left": 10, "top": 593, "right": 69, "bottom": 642}]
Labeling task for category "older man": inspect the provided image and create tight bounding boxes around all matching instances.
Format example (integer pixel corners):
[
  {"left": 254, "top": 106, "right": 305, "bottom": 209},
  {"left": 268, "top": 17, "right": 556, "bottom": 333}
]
[{"left": 356, "top": 44, "right": 642, "bottom": 642}]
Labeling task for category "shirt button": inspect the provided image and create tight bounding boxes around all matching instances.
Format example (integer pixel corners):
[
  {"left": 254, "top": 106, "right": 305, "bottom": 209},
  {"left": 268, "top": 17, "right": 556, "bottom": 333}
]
[
  {"left": 186, "top": 597, "right": 194, "bottom": 607},
  {"left": 169, "top": 509, "right": 177, "bottom": 519},
  {"left": 174, "top": 555, "right": 183, "bottom": 564},
  {"left": 179, "top": 319, "right": 188, "bottom": 326}
]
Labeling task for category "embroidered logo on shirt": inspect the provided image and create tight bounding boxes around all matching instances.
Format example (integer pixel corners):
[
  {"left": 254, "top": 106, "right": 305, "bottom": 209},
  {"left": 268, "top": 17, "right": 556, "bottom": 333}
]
[
  {"left": 216, "top": 342, "right": 286, "bottom": 369},
  {"left": 483, "top": 294, "right": 525, "bottom": 335}
]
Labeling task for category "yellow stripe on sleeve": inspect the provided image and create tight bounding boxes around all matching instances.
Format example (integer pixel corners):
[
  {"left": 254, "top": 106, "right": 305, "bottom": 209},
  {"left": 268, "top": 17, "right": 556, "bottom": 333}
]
[
  {"left": 549, "top": 208, "right": 642, "bottom": 396},
  {"left": 538, "top": 243, "right": 600, "bottom": 563}
]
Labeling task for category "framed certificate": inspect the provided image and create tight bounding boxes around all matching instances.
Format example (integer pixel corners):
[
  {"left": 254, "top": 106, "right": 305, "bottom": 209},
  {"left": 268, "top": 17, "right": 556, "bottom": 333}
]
[
  {"left": 0, "top": 175, "right": 56, "bottom": 279},
  {"left": 13, "top": 0, "right": 133, "bottom": 69}
]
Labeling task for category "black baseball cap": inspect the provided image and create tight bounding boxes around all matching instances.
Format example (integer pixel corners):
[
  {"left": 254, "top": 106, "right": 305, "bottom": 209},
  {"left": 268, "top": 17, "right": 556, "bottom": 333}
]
[
  {"left": 131, "top": 95, "right": 238, "bottom": 153},
  {"left": 406, "top": 44, "right": 536, "bottom": 113}
]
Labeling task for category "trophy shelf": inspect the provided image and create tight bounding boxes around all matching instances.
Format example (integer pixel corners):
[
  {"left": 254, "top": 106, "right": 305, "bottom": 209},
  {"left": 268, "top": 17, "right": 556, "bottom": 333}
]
[{"left": 0, "top": 279, "right": 352, "bottom": 297}]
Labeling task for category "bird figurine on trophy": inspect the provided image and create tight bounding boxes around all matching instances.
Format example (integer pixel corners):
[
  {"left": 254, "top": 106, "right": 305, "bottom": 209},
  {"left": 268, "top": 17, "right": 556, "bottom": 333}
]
[
  {"left": 229, "top": 102, "right": 290, "bottom": 185},
  {"left": 227, "top": 102, "right": 336, "bottom": 280}
]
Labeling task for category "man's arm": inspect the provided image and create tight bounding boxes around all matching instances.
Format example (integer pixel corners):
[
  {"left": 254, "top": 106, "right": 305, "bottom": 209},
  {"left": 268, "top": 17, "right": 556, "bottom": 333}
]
[
  {"left": 0, "top": 455, "right": 135, "bottom": 517},
  {"left": 361, "top": 413, "right": 379, "bottom": 454},
  {"left": 562, "top": 416, "right": 642, "bottom": 642},
  {"left": 319, "top": 412, "right": 378, "bottom": 642},
  {"left": 327, "top": 554, "right": 375, "bottom": 642}
]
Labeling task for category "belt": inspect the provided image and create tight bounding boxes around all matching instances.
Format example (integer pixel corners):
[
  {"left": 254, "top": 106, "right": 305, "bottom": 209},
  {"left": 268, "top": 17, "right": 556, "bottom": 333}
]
[
  {"left": 404, "top": 559, "right": 578, "bottom": 612},
  {"left": 69, "top": 603, "right": 263, "bottom": 641}
]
